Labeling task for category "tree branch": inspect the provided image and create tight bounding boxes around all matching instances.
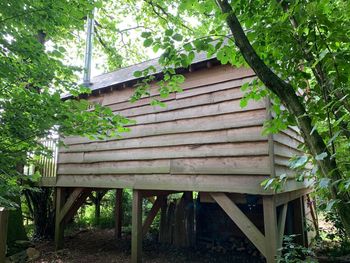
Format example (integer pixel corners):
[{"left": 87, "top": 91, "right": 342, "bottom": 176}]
[{"left": 215, "top": 0, "right": 345, "bottom": 185}]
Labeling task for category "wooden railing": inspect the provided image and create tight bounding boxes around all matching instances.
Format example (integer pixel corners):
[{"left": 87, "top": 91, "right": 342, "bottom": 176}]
[{"left": 24, "top": 138, "right": 58, "bottom": 186}]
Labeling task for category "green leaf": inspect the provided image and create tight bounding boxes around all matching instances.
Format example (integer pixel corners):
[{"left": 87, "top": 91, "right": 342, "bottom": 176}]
[
  {"left": 289, "top": 156, "right": 308, "bottom": 169},
  {"left": 133, "top": 71, "right": 142, "bottom": 77},
  {"left": 165, "top": 29, "right": 174, "bottom": 36},
  {"left": 325, "top": 199, "right": 339, "bottom": 212},
  {"left": 319, "top": 178, "right": 331, "bottom": 189},
  {"left": 143, "top": 38, "right": 153, "bottom": 47},
  {"left": 183, "top": 43, "right": 192, "bottom": 52},
  {"left": 141, "top": 32, "right": 152, "bottom": 38},
  {"left": 172, "top": 33, "right": 183, "bottom": 41},
  {"left": 315, "top": 152, "right": 328, "bottom": 161}
]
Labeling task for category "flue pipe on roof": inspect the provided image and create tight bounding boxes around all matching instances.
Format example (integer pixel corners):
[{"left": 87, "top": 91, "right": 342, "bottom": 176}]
[{"left": 83, "top": 9, "right": 95, "bottom": 86}]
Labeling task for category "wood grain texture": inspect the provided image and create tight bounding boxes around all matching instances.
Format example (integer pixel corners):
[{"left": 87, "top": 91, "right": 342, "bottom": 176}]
[
  {"left": 60, "top": 126, "right": 266, "bottom": 153},
  {"left": 58, "top": 156, "right": 270, "bottom": 175},
  {"left": 63, "top": 109, "right": 267, "bottom": 145},
  {"left": 131, "top": 189, "right": 142, "bottom": 263},
  {"left": 59, "top": 141, "right": 268, "bottom": 164}
]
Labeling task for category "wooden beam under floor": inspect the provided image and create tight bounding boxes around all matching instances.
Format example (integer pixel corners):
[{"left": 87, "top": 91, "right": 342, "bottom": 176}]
[{"left": 131, "top": 189, "right": 142, "bottom": 263}]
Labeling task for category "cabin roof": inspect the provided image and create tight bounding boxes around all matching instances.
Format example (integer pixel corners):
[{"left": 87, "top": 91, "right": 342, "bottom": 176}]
[
  {"left": 89, "top": 51, "right": 213, "bottom": 91},
  {"left": 65, "top": 51, "right": 215, "bottom": 98}
]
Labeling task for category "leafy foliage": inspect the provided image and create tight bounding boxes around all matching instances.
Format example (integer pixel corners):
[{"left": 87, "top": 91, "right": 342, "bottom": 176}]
[{"left": 0, "top": 0, "right": 133, "bottom": 207}]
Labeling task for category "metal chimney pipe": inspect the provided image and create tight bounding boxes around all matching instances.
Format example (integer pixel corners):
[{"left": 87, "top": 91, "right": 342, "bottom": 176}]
[{"left": 83, "top": 9, "right": 95, "bottom": 86}]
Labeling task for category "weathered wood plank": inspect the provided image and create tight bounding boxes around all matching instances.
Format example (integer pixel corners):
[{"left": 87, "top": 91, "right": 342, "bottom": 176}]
[
  {"left": 59, "top": 142, "right": 268, "bottom": 164},
  {"left": 58, "top": 156, "right": 270, "bottom": 175},
  {"left": 274, "top": 142, "right": 303, "bottom": 158},
  {"left": 63, "top": 109, "right": 267, "bottom": 145},
  {"left": 55, "top": 188, "right": 65, "bottom": 251},
  {"left": 211, "top": 192, "right": 266, "bottom": 257},
  {"left": 58, "top": 159, "right": 171, "bottom": 175},
  {"left": 128, "top": 98, "right": 265, "bottom": 126},
  {"left": 170, "top": 156, "right": 270, "bottom": 175},
  {"left": 58, "top": 188, "right": 84, "bottom": 223},
  {"left": 176, "top": 76, "right": 255, "bottom": 99},
  {"left": 55, "top": 174, "right": 272, "bottom": 194},
  {"left": 274, "top": 133, "right": 301, "bottom": 150},
  {"left": 102, "top": 66, "right": 254, "bottom": 106},
  {"left": 278, "top": 203, "right": 288, "bottom": 248},
  {"left": 263, "top": 195, "right": 278, "bottom": 263},
  {"left": 280, "top": 128, "right": 303, "bottom": 143},
  {"left": 60, "top": 126, "right": 266, "bottom": 153},
  {"left": 114, "top": 85, "right": 245, "bottom": 117}
]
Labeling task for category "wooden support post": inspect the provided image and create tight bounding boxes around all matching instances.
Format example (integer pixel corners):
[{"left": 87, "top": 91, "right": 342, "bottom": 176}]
[
  {"left": 142, "top": 195, "right": 164, "bottom": 237},
  {"left": 115, "top": 189, "right": 123, "bottom": 239},
  {"left": 55, "top": 188, "right": 91, "bottom": 251},
  {"left": 277, "top": 203, "right": 288, "bottom": 249},
  {"left": 55, "top": 187, "right": 65, "bottom": 250},
  {"left": 132, "top": 189, "right": 142, "bottom": 263},
  {"left": 210, "top": 192, "right": 266, "bottom": 257},
  {"left": 263, "top": 195, "right": 278, "bottom": 263},
  {"left": 0, "top": 208, "right": 9, "bottom": 263}
]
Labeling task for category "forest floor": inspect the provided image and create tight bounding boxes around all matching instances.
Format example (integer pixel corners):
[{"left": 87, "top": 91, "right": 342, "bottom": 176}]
[{"left": 31, "top": 228, "right": 264, "bottom": 263}]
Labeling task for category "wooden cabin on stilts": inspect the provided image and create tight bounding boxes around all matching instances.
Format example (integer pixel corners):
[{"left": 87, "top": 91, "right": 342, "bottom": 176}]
[{"left": 39, "top": 53, "right": 316, "bottom": 263}]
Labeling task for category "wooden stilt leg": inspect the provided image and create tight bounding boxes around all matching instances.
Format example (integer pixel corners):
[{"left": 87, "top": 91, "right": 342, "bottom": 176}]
[
  {"left": 55, "top": 187, "right": 65, "bottom": 250},
  {"left": 263, "top": 195, "right": 278, "bottom": 263},
  {"left": 131, "top": 189, "right": 142, "bottom": 263},
  {"left": 115, "top": 188, "right": 123, "bottom": 239},
  {"left": 277, "top": 203, "right": 288, "bottom": 249}
]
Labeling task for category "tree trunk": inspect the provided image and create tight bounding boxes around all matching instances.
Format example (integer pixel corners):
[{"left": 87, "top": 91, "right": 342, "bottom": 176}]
[
  {"left": 25, "top": 188, "right": 55, "bottom": 239},
  {"left": 216, "top": 0, "right": 350, "bottom": 236}
]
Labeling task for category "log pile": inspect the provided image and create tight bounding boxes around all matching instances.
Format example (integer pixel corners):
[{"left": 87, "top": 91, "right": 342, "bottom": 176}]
[{"left": 159, "top": 192, "right": 195, "bottom": 247}]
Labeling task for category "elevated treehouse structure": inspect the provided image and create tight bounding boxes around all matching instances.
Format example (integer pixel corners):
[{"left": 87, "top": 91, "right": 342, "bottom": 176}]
[{"left": 39, "top": 55, "right": 315, "bottom": 263}]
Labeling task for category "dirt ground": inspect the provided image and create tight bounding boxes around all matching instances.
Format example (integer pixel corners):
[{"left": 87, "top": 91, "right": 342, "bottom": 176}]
[{"left": 32, "top": 229, "right": 265, "bottom": 263}]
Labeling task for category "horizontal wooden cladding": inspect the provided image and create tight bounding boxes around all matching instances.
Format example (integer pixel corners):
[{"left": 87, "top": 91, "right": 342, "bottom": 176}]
[
  {"left": 280, "top": 127, "right": 303, "bottom": 143},
  {"left": 275, "top": 165, "right": 297, "bottom": 177},
  {"left": 126, "top": 98, "right": 264, "bottom": 126},
  {"left": 58, "top": 141, "right": 269, "bottom": 164},
  {"left": 274, "top": 142, "right": 303, "bottom": 159},
  {"left": 114, "top": 82, "right": 250, "bottom": 117},
  {"left": 55, "top": 174, "right": 271, "bottom": 194},
  {"left": 57, "top": 156, "right": 270, "bottom": 176},
  {"left": 63, "top": 108, "right": 267, "bottom": 145},
  {"left": 60, "top": 126, "right": 266, "bottom": 153},
  {"left": 100, "top": 66, "right": 255, "bottom": 106},
  {"left": 274, "top": 132, "right": 302, "bottom": 150}
]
